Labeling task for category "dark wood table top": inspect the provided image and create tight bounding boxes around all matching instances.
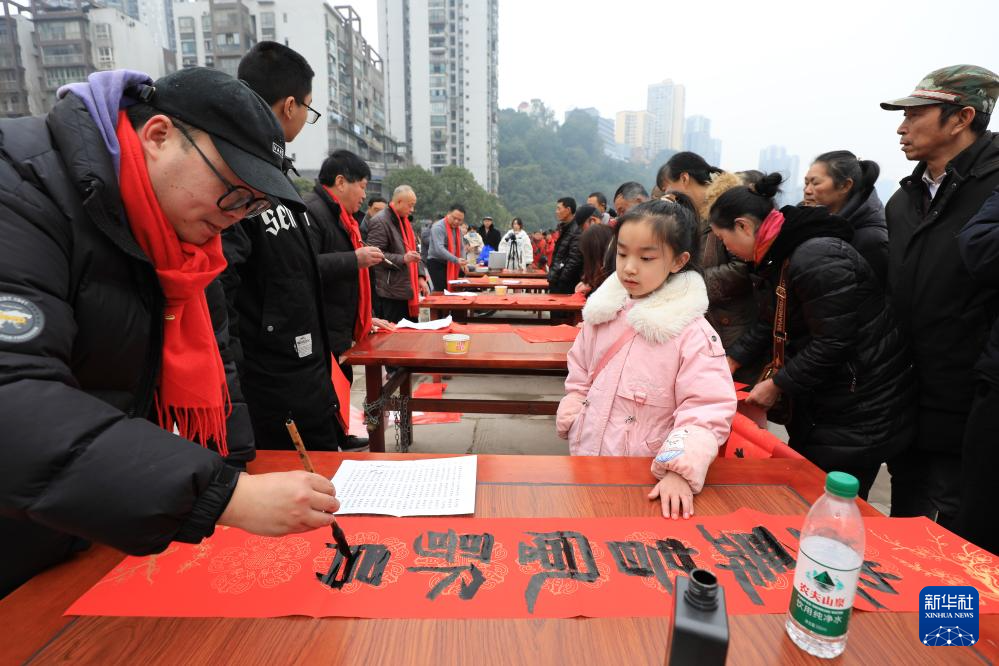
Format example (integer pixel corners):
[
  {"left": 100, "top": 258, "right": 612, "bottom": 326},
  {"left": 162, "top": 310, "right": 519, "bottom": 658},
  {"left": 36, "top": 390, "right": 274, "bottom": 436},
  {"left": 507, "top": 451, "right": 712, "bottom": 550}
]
[
  {"left": 3, "top": 454, "right": 993, "bottom": 665},
  {"left": 344, "top": 328, "right": 571, "bottom": 369},
  {"left": 448, "top": 277, "right": 549, "bottom": 290}
]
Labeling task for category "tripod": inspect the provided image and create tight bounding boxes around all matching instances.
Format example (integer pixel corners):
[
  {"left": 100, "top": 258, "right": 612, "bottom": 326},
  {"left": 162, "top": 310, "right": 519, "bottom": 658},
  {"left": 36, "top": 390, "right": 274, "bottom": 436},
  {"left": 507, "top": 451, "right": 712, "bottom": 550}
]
[{"left": 506, "top": 232, "right": 522, "bottom": 271}]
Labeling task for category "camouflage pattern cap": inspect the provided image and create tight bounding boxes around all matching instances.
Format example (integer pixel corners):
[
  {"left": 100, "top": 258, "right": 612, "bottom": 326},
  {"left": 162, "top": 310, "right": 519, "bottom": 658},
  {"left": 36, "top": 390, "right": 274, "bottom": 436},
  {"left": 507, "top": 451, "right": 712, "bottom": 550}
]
[{"left": 880, "top": 64, "right": 999, "bottom": 114}]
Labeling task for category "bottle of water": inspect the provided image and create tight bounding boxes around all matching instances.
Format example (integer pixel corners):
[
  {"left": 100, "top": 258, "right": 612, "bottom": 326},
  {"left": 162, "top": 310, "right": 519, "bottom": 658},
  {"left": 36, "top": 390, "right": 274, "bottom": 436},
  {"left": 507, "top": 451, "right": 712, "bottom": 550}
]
[{"left": 786, "top": 471, "right": 865, "bottom": 658}]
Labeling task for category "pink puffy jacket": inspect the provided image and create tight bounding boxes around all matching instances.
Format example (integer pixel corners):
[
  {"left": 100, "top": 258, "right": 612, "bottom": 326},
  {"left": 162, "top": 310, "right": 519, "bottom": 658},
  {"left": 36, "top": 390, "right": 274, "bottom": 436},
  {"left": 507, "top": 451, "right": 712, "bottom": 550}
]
[{"left": 556, "top": 271, "right": 737, "bottom": 493}]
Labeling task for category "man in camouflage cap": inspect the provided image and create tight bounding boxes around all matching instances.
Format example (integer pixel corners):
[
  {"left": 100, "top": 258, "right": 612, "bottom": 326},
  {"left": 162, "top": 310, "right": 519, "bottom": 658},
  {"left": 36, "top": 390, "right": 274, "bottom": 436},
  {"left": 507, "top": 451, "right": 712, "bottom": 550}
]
[{"left": 881, "top": 64, "right": 999, "bottom": 531}]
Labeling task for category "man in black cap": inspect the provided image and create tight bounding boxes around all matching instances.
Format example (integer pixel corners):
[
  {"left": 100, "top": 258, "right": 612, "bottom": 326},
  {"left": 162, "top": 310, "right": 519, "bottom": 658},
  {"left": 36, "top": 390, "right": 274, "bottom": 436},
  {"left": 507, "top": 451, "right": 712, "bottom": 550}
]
[
  {"left": 880, "top": 64, "right": 999, "bottom": 529},
  {"left": 0, "top": 67, "right": 341, "bottom": 598}
]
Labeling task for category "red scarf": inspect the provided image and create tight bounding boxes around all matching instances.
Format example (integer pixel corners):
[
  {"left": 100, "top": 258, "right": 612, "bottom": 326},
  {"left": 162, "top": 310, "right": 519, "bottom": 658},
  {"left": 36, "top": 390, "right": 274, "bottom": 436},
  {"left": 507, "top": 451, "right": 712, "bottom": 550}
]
[
  {"left": 391, "top": 204, "right": 421, "bottom": 318},
  {"left": 753, "top": 208, "right": 786, "bottom": 265},
  {"left": 444, "top": 219, "right": 460, "bottom": 283},
  {"left": 325, "top": 187, "right": 372, "bottom": 341},
  {"left": 115, "top": 111, "right": 230, "bottom": 454}
]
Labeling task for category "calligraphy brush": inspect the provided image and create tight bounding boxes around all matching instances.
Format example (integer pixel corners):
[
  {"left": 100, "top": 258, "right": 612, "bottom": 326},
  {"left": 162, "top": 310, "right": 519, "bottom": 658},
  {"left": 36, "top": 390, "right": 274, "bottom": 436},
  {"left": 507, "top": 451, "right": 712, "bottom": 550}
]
[
  {"left": 285, "top": 417, "right": 356, "bottom": 569},
  {"left": 361, "top": 241, "right": 397, "bottom": 268}
]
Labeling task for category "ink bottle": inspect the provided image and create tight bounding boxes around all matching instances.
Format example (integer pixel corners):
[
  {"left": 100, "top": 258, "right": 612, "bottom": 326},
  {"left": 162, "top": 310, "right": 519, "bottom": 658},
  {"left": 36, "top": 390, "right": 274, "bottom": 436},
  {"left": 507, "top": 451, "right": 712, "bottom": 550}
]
[{"left": 666, "top": 568, "right": 729, "bottom": 665}]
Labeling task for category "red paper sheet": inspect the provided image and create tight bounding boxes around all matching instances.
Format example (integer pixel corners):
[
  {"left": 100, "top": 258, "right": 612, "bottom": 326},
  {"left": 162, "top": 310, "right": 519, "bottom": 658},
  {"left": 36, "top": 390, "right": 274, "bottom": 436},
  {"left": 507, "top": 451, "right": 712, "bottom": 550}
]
[
  {"left": 404, "top": 381, "right": 461, "bottom": 425},
  {"left": 67, "top": 509, "right": 998, "bottom": 619},
  {"left": 514, "top": 325, "right": 580, "bottom": 343}
]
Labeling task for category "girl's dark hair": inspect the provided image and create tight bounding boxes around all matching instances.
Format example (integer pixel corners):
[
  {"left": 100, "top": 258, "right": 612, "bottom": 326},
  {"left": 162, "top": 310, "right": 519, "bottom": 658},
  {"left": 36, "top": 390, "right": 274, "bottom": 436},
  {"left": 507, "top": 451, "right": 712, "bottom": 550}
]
[
  {"left": 708, "top": 172, "right": 783, "bottom": 230},
  {"left": 658, "top": 151, "right": 723, "bottom": 189},
  {"left": 812, "top": 150, "right": 880, "bottom": 191},
  {"left": 580, "top": 223, "right": 615, "bottom": 291},
  {"left": 615, "top": 199, "right": 701, "bottom": 273},
  {"left": 660, "top": 190, "right": 701, "bottom": 222},
  {"left": 511, "top": 217, "right": 523, "bottom": 229}
]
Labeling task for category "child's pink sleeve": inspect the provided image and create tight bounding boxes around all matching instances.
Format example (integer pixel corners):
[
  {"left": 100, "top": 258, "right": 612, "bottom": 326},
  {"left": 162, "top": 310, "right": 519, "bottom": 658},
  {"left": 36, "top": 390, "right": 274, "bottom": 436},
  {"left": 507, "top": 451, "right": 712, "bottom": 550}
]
[
  {"left": 650, "top": 321, "right": 736, "bottom": 492},
  {"left": 556, "top": 325, "right": 591, "bottom": 439}
]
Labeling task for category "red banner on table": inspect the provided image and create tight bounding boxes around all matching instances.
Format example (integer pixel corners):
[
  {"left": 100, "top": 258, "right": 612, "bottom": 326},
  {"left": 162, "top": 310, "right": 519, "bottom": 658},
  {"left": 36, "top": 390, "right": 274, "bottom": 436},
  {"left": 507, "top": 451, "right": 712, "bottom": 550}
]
[{"left": 66, "top": 509, "right": 998, "bottom": 619}]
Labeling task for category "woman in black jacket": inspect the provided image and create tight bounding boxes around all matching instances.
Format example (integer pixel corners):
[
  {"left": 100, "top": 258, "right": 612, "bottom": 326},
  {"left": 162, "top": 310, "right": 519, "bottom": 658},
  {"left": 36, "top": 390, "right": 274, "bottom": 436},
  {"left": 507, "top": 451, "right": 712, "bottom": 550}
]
[
  {"left": 710, "top": 173, "right": 914, "bottom": 498},
  {"left": 803, "top": 151, "right": 889, "bottom": 287}
]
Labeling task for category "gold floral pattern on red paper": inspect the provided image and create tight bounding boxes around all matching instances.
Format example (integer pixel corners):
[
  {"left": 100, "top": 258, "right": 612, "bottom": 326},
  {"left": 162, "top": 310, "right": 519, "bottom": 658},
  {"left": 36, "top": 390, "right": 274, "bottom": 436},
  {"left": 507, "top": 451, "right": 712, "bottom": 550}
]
[
  {"left": 868, "top": 526, "right": 999, "bottom": 605},
  {"left": 98, "top": 546, "right": 179, "bottom": 586},
  {"left": 209, "top": 535, "right": 311, "bottom": 594}
]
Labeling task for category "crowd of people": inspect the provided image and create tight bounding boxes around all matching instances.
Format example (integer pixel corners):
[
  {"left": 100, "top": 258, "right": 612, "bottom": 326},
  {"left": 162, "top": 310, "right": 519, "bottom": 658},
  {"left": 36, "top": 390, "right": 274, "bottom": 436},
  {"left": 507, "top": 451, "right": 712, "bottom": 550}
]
[{"left": 0, "top": 47, "right": 996, "bottom": 600}]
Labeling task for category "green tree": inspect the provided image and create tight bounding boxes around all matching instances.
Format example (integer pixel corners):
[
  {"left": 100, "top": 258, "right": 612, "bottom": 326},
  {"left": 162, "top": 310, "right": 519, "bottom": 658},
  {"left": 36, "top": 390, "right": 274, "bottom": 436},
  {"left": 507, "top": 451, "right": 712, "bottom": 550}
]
[
  {"left": 497, "top": 107, "right": 659, "bottom": 231},
  {"left": 383, "top": 165, "right": 510, "bottom": 229}
]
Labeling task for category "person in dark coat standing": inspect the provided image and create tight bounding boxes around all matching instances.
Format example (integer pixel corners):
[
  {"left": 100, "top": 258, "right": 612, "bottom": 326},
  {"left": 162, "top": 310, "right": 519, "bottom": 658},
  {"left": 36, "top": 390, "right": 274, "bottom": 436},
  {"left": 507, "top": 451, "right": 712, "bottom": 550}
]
[
  {"left": 712, "top": 174, "right": 915, "bottom": 499},
  {"left": 367, "top": 185, "right": 430, "bottom": 320},
  {"left": 880, "top": 64, "right": 999, "bottom": 528},
  {"left": 479, "top": 216, "right": 501, "bottom": 251},
  {"left": 549, "top": 198, "right": 587, "bottom": 294},
  {"left": 221, "top": 42, "right": 345, "bottom": 453},
  {"left": 306, "top": 150, "right": 400, "bottom": 450},
  {"left": 0, "top": 68, "right": 341, "bottom": 598},
  {"left": 803, "top": 151, "right": 889, "bottom": 287},
  {"left": 956, "top": 187, "right": 999, "bottom": 554}
]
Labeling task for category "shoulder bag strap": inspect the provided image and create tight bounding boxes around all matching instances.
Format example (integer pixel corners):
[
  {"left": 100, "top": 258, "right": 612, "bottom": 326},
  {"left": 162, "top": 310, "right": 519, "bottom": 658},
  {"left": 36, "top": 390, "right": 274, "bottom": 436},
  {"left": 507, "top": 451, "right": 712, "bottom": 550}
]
[
  {"left": 588, "top": 327, "right": 638, "bottom": 384},
  {"left": 771, "top": 259, "right": 790, "bottom": 369}
]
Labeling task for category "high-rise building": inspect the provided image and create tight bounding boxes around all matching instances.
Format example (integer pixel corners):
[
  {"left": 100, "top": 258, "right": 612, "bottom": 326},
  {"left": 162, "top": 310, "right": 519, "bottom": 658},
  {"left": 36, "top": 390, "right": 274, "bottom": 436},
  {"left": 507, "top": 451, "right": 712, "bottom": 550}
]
[
  {"left": 615, "top": 109, "right": 652, "bottom": 161},
  {"left": 1, "top": 1, "right": 35, "bottom": 116},
  {"left": 172, "top": 1, "right": 406, "bottom": 184},
  {"left": 683, "top": 115, "right": 722, "bottom": 167},
  {"left": 759, "top": 144, "right": 802, "bottom": 205},
  {"left": 570, "top": 106, "right": 616, "bottom": 158},
  {"left": 647, "top": 79, "right": 685, "bottom": 157},
  {"left": 28, "top": 0, "right": 168, "bottom": 110},
  {"left": 377, "top": 0, "right": 499, "bottom": 193}
]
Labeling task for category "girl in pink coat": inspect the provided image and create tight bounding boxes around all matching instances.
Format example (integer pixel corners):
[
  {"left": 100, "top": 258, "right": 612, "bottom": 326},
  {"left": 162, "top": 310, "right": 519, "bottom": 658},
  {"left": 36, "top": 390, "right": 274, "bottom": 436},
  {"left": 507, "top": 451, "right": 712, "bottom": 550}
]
[{"left": 557, "top": 198, "right": 736, "bottom": 520}]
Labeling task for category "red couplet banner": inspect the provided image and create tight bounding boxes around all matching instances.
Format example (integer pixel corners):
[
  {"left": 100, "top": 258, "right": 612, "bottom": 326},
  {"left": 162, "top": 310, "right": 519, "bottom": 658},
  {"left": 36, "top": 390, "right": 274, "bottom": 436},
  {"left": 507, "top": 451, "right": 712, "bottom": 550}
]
[{"left": 66, "top": 509, "right": 998, "bottom": 619}]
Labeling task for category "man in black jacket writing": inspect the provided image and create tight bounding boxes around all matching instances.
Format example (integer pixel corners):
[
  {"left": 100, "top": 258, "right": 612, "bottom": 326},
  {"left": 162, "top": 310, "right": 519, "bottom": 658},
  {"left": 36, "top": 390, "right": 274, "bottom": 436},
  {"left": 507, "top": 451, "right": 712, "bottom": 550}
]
[{"left": 0, "top": 67, "right": 341, "bottom": 598}]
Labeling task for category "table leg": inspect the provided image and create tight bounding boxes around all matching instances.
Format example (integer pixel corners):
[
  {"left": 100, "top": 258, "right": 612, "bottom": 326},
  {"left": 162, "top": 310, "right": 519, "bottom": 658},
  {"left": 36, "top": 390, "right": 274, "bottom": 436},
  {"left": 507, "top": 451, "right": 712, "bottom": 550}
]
[
  {"left": 400, "top": 372, "right": 413, "bottom": 453},
  {"left": 364, "top": 364, "right": 385, "bottom": 452}
]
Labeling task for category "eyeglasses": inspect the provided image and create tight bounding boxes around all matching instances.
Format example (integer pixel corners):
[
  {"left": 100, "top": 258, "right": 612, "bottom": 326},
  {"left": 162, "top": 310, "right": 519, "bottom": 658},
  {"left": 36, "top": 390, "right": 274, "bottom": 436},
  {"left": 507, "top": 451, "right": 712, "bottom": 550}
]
[
  {"left": 175, "top": 124, "right": 273, "bottom": 218},
  {"left": 301, "top": 100, "right": 321, "bottom": 124}
]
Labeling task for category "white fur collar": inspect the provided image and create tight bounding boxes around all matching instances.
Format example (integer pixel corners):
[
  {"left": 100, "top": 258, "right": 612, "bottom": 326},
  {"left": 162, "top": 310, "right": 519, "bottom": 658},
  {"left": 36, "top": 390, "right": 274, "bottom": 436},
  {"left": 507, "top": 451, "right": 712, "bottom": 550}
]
[{"left": 582, "top": 271, "right": 709, "bottom": 344}]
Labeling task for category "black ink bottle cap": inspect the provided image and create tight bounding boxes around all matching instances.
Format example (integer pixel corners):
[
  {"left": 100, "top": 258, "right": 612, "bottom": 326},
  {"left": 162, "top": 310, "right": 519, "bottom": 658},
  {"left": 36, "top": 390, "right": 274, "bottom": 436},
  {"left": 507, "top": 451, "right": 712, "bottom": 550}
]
[{"left": 683, "top": 568, "right": 720, "bottom": 611}]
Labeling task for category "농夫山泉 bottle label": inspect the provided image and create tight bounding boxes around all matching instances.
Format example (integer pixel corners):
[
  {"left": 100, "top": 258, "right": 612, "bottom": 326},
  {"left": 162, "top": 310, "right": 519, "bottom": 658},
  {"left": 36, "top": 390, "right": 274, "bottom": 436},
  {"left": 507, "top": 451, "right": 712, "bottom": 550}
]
[{"left": 789, "top": 543, "right": 861, "bottom": 638}]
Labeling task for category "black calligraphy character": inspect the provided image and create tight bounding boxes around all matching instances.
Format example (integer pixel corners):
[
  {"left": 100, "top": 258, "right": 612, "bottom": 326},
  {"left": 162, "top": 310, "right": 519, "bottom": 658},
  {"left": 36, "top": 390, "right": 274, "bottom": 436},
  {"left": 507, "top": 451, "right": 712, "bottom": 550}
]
[
  {"left": 607, "top": 538, "right": 699, "bottom": 594},
  {"left": 518, "top": 531, "right": 600, "bottom": 613},
  {"left": 317, "top": 543, "right": 391, "bottom": 589},
  {"left": 407, "top": 530, "right": 495, "bottom": 600},
  {"left": 697, "top": 525, "right": 794, "bottom": 605},
  {"left": 856, "top": 560, "right": 902, "bottom": 609}
]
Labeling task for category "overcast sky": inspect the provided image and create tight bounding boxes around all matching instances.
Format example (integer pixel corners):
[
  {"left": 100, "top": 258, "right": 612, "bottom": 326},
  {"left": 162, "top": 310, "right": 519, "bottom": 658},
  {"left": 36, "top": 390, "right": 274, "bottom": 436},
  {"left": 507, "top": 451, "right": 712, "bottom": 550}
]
[{"left": 351, "top": 0, "right": 997, "bottom": 191}]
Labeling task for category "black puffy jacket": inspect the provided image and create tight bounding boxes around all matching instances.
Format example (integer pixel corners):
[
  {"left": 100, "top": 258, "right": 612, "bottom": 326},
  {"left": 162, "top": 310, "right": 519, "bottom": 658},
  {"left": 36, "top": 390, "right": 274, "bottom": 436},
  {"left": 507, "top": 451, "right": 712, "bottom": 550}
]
[
  {"left": 837, "top": 163, "right": 889, "bottom": 289},
  {"left": 219, "top": 190, "right": 340, "bottom": 451},
  {"left": 548, "top": 219, "right": 584, "bottom": 294},
  {"left": 729, "top": 206, "right": 915, "bottom": 470},
  {"left": 304, "top": 185, "right": 361, "bottom": 357},
  {"left": 958, "top": 186, "right": 999, "bottom": 388},
  {"left": 0, "top": 94, "right": 248, "bottom": 596}
]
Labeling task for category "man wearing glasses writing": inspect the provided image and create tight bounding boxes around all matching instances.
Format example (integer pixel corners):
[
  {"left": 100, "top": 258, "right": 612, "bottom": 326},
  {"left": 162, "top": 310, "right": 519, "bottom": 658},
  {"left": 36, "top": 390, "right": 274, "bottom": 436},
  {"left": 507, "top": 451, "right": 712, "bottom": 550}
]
[{"left": 0, "top": 67, "right": 341, "bottom": 598}]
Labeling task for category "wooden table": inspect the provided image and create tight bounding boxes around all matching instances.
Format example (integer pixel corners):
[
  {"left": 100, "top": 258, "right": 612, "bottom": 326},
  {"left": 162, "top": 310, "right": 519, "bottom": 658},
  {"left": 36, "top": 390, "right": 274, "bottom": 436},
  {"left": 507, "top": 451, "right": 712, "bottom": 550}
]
[
  {"left": 424, "top": 293, "right": 584, "bottom": 325},
  {"left": 4, "top": 453, "right": 993, "bottom": 665},
  {"left": 447, "top": 277, "right": 549, "bottom": 291},
  {"left": 344, "top": 326, "right": 572, "bottom": 452}
]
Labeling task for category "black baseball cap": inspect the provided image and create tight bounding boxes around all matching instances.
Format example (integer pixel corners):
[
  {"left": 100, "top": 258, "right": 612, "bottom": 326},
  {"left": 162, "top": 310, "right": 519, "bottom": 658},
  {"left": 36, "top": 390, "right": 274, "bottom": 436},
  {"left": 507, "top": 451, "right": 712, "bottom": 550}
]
[{"left": 133, "top": 67, "right": 304, "bottom": 211}]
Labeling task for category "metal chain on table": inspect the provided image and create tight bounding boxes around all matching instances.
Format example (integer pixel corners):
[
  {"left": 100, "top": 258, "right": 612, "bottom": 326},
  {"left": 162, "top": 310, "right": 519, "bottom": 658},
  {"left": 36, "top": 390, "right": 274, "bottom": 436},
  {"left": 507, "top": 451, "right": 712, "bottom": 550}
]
[
  {"left": 362, "top": 395, "right": 385, "bottom": 433},
  {"left": 394, "top": 395, "right": 412, "bottom": 453}
]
